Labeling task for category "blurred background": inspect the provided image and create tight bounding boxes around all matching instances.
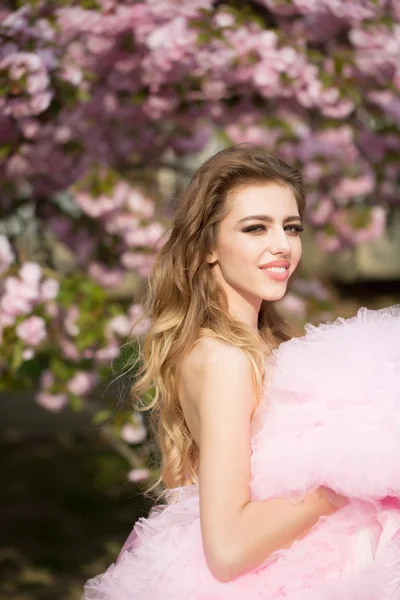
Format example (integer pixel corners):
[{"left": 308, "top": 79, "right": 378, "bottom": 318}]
[{"left": 0, "top": 1, "right": 399, "bottom": 598}]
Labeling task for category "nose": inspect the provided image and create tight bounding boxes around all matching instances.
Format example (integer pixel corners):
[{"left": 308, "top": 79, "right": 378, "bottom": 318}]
[{"left": 268, "top": 227, "right": 292, "bottom": 255}]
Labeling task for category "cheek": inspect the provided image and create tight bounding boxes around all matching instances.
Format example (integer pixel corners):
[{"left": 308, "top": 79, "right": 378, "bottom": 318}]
[
  {"left": 218, "top": 239, "right": 255, "bottom": 281},
  {"left": 291, "top": 238, "right": 302, "bottom": 267},
  {"left": 221, "top": 235, "right": 255, "bottom": 263}
]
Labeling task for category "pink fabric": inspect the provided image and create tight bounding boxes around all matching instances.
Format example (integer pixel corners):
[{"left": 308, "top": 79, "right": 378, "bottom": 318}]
[{"left": 83, "top": 305, "right": 400, "bottom": 599}]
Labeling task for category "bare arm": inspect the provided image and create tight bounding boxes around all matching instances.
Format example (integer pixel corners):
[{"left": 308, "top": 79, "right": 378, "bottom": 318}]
[{"left": 194, "top": 339, "right": 342, "bottom": 583}]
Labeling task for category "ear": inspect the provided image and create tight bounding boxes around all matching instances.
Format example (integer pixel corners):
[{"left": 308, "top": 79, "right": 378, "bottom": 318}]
[{"left": 207, "top": 248, "right": 218, "bottom": 266}]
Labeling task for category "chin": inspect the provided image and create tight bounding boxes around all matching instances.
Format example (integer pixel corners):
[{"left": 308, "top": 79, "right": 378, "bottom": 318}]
[{"left": 261, "top": 287, "right": 287, "bottom": 302}]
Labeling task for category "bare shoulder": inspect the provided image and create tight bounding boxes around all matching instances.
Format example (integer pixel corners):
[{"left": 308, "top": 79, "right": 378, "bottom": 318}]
[
  {"left": 179, "top": 336, "right": 255, "bottom": 415},
  {"left": 181, "top": 336, "right": 252, "bottom": 387},
  {"left": 177, "top": 336, "right": 256, "bottom": 449}
]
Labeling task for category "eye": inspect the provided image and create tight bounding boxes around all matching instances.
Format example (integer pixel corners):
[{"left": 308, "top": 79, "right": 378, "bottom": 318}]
[
  {"left": 242, "top": 225, "right": 267, "bottom": 233},
  {"left": 285, "top": 225, "right": 304, "bottom": 234},
  {"left": 242, "top": 224, "right": 304, "bottom": 234}
]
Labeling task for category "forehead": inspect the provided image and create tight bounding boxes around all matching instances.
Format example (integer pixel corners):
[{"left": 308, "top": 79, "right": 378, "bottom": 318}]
[{"left": 226, "top": 182, "right": 298, "bottom": 218}]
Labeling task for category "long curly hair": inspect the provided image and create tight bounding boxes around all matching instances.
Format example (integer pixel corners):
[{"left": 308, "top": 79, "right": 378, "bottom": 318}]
[{"left": 131, "top": 144, "right": 306, "bottom": 495}]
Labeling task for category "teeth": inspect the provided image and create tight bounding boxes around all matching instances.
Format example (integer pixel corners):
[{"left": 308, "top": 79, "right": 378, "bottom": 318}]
[{"left": 266, "top": 266, "right": 287, "bottom": 272}]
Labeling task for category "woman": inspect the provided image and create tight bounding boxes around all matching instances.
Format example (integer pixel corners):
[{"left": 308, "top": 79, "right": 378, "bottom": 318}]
[{"left": 83, "top": 145, "right": 400, "bottom": 599}]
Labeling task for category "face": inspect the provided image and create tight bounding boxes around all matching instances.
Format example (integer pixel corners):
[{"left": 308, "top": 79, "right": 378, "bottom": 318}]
[{"left": 208, "top": 182, "right": 303, "bottom": 318}]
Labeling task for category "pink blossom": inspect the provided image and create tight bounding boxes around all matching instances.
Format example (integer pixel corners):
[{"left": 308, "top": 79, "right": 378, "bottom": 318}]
[
  {"left": 2, "top": 6, "right": 30, "bottom": 30},
  {"left": 126, "top": 190, "right": 155, "bottom": 219},
  {"left": 22, "top": 348, "right": 34, "bottom": 360},
  {"left": 369, "top": 91, "right": 400, "bottom": 123},
  {"left": 107, "top": 315, "right": 131, "bottom": 337},
  {"left": 36, "top": 392, "right": 68, "bottom": 413},
  {"left": 44, "top": 301, "right": 59, "bottom": 318},
  {"left": 354, "top": 206, "right": 386, "bottom": 244},
  {"left": 67, "top": 371, "right": 98, "bottom": 396},
  {"left": 64, "top": 305, "right": 80, "bottom": 337},
  {"left": 19, "top": 262, "right": 42, "bottom": 284},
  {"left": 293, "top": 278, "right": 329, "bottom": 302},
  {"left": 74, "top": 191, "right": 111, "bottom": 218},
  {"left": 132, "top": 411, "right": 144, "bottom": 428},
  {"left": 303, "top": 162, "right": 323, "bottom": 182},
  {"left": 103, "top": 93, "right": 118, "bottom": 113},
  {"left": 213, "top": 11, "right": 235, "bottom": 28},
  {"left": 322, "top": 98, "right": 354, "bottom": 119},
  {"left": 0, "top": 52, "right": 52, "bottom": 117},
  {"left": 297, "top": 126, "right": 357, "bottom": 161},
  {"left": 202, "top": 80, "right": 228, "bottom": 101},
  {"left": 128, "top": 468, "right": 151, "bottom": 483},
  {"left": 95, "top": 342, "right": 120, "bottom": 363},
  {"left": 0, "top": 294, "right": 30, "bottom": 319},
  {"left": 0, "top": 0, "right": 398, "bottom": 288},
  {"left": 145, "top": 15, "right": 192, "bottom": 52},
  {"left": 60, "top": 64, "right": 83, "bottom": 85},
  {"left": 315, "top": 231, "right": 342, "bottom": 252},
  {"left": 40, "top": 278, "right": 60, "bottom": 301},
  {"left": 74, "top": 181, "right": 128, "bottom": 219},
  {"left": 26, "top": 68, "right": 49, "bottom": 95},
  {"left": 105, "top": 212, "right": 139, "bottom": 235},
  {"left": 331, "top": 206, "right": 386, "bottom": 244},
  {"left": 129, "top": 303, "right": 151, "bottom": 336},
  {"left": 143, "top": 95, "right": 179, "bottom": 119},
  {"left": 60, "top": 338, "right": 80, "bottom": 360},
  {"left": 89, "top": 262, "right": 124, "bottom": 288},
  {"left": 120, "top": 423, "right": 147, "bottom": 444},
  {"left": 124, "top": 222, "right": 164, "bottom": 248},
  {"left": 278, "top": 293, "right": 307, "bottom": 318},
  {"left": 0, "top": 311, "right": 16, "bottom": 328},
  {"left": 87, "top": 35, "right": 114, "bottom": 54},
  {"left": 16, "top": 316, "right": 46, "bottom": 346},
  {"left": 40, "top": 370, "right": 55, "bottom": 390},
  {"left": 6, "top": 154, "right": 29, "bottom": 177},
  {"left": 54, "top": 126, "right": 72, "bottom": 143},
  {"left": 226, "top": 123, "right": 280, "bottom": 148},
  {"left": 1, "top": 52, "right": 42, "bottom": 79},
  {"left": 0, "top": 235, "right": 15, "bottom": 276},
  {"left": 334, "top": 173, "right": 376, "bottom": 202},
  {"left": 120, "top": 253, "right": 155, "bottom": 277},
  {"left": 120, "top": 252, "right": 149, "bottom": 270},
  {"left": 5, "top": 275, "right": 39, "bottom": 303},
  {"left": 309, "top": 197, "right": 334, "bottom": 226}
]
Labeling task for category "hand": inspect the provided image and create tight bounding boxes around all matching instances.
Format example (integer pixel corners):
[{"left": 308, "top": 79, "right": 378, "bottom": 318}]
[
  {"left": 308, "top": 486, "right": 348, "bottom": 517},
  {"left": 278, "top": 486, "right": 349, "bottom": 548},
  {"left": 290, "top": 486, "right": 348, "bottom": 544}
]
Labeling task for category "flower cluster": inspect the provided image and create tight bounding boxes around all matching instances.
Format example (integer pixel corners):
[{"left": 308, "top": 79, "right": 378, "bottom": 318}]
[
  {"left": 0, "top": 1, "right": 398, "bottom": 246},
  {"left": 48, "top": 178, "right": 165, "bottom": 284},
  {"left": 0, "top": 1, "right": 398, "bottom": 478},
  {"left": 0, "top": 244, "right": 149, "bottom": 416},
  {"left": 0, "top": 258, "right": 59, "bottom": 353},
  {"left": 278, "top": 276, "right": 333, "bottom": 327}
]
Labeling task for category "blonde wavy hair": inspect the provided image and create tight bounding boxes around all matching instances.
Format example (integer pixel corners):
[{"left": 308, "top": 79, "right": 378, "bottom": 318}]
[{"left": 132, "top": 144, "right": 306, "bottom": 495}]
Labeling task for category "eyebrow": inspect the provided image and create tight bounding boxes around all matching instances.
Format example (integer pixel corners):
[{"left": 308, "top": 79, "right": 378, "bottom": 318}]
[{"left": 237, "top": 214, "right": 302, "bottom": 224}]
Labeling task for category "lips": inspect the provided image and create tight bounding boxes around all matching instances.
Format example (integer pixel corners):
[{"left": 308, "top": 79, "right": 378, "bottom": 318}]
[{"left": 259, "top": 259, "right": 291, "bottom": 270}]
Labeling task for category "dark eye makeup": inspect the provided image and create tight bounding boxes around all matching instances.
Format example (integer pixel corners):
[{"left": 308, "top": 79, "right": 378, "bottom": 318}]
[{"left": 242, "top": 224, "right": 304, "bottom": 233}]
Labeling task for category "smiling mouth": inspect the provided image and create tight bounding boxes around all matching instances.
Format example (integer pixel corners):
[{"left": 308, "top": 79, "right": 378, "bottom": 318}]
[
  {"left": 262, "top": 266, "right": 288, "bottom": 273},
  {"left": 260, "top": 266, "right": 290, "bottom": 281}
]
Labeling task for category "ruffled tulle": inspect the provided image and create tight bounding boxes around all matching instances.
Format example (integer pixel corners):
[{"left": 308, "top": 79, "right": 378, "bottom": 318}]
[
  {"left": 251, "top": 304, "right": 400, "bottom": 503},
  {"left": 83, "top": 306, "right": 400, "bottom": 599},
  {"left": 83, "top": 488, "right": 400, "bottom": 599}
]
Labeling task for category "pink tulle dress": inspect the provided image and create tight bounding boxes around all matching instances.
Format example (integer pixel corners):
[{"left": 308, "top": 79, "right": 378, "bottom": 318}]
[{"left": 83, "top": 305, "right": 400, "bottom": 599}]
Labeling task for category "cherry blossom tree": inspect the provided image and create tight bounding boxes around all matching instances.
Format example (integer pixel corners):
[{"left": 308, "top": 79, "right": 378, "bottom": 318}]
[{"left": 1, "top": 0, "right": 399, "bottom": 479}]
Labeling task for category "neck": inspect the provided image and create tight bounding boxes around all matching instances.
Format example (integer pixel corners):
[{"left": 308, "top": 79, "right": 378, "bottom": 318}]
[{"left": 220, "top": 284, "right": 262, "bottom": 331}]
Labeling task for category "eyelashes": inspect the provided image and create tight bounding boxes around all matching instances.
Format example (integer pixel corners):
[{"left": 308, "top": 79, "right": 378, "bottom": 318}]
[{"left": 242, "top": 224, "right": 304, "bottom": 234}]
